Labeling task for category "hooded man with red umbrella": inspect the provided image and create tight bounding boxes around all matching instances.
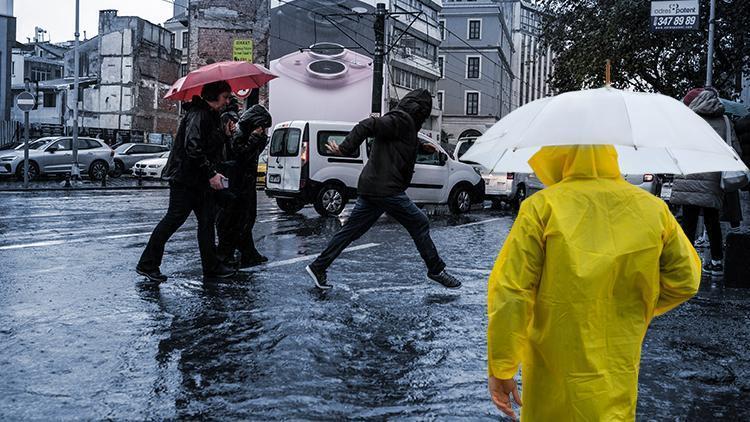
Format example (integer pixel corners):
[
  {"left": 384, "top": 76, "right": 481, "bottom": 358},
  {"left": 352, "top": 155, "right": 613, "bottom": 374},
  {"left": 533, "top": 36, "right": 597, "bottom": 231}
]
[{"left": 136, "top": 81, "right": 238, "bottom": 281}]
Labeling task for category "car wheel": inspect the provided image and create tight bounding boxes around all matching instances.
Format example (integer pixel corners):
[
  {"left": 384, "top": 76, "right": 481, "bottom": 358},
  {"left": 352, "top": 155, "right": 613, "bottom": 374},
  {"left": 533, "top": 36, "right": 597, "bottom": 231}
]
[
  {"left": 314, "top": 184, "right": 347, "bottom": 216},
  {"left": 276, "top": 198, "right": 304, "bottom": 214},
  {"left": 448, "top": 185, "right": 473, "bottom": 214},
  {"left": 511, "top": 184, "right": 527, "bottom": 210},
  {"left": 109, "top": 160, "right": 124, "bottom": 178},
  {"left": 88, "top": 160, "right": 109, "bottom": 181},
  {"left": 15, "top": 160, "right": 39, "bottom": 181}
]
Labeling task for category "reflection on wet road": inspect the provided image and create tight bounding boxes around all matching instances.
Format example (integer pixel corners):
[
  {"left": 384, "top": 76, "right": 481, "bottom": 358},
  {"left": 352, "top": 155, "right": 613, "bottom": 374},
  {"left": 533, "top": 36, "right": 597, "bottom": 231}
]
[{"left": 0, "top": 190, "right": 748, "bottom": 419}]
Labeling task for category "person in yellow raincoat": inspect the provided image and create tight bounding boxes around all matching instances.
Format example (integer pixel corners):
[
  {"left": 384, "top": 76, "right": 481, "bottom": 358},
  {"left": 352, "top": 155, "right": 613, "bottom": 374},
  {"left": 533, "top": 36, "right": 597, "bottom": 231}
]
[{"left": 486, "top": 145, "right": 701, "bottom": 421}]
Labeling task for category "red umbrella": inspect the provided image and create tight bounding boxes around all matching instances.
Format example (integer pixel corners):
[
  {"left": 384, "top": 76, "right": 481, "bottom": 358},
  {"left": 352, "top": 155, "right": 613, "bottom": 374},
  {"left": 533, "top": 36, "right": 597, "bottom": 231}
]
[{"left": 164, "top": 61, "right": 277, "bottom": 101}]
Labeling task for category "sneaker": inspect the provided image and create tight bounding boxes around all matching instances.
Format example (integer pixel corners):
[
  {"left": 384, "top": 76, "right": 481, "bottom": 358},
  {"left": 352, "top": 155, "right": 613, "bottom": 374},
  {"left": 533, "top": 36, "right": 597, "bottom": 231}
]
[
  {"left": 694, "top": 237, "right": 708, "bottom": 247},
  {"left": 306, "top": 265, "right": 332, "bottom": 290},
  {"left": 204, "top": 264, "right": 237, "bottom": 279},
  {"left": 428, "top": 270, "right": 462, "bottom": 289},
  {"left": 239, "top": 253, "right": 269, "bottom": 269},
  {"left": 136, "top": 265, "right": 168, "bottom": 283},
  {"left": 702, "top": 260, "right": 724, "bottom": 276}
]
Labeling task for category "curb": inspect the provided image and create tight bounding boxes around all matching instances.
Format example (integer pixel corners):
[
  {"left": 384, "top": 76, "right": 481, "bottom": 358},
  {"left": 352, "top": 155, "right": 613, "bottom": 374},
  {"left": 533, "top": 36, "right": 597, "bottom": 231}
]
[{"left": 0, "top": 185, "right": 170, "bottom": 192}]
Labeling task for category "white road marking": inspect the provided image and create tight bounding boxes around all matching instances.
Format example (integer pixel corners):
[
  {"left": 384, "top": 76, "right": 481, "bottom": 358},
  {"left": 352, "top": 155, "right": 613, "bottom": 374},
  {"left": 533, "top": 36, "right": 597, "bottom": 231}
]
[
  {"left": 0, "top": 231, "right": 154, "bottom": 250},
  {"left": 239, "top": 242, "right": 381, "bottom": 272},
  {"left": 453, "top": 218, "right": 502, "bottom": 228}
]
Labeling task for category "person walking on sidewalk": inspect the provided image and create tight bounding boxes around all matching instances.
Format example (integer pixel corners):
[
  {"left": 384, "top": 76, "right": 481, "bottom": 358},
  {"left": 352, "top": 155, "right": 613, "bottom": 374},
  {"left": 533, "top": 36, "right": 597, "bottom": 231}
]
[
  {"left": 305, "top": 88, "right": 461, "bottom": 290},
  {"left": 136, "top": 81, "right": 237, "bottom": 281},
  {"left": 216, "top": 105, "right": 273, "bottom": 268},
  {"left": 486, "top": 145, "right": 701, "bottom": 420},
  {"left": 671, "top": 87, "right": 742, "bottom": 276}
]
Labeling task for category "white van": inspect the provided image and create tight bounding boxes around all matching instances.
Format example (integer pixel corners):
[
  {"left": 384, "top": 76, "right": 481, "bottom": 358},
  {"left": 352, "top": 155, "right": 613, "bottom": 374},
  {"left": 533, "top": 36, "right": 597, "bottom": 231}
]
[{"left": 265, "top": 120, "right": 484, "bottom": 216}]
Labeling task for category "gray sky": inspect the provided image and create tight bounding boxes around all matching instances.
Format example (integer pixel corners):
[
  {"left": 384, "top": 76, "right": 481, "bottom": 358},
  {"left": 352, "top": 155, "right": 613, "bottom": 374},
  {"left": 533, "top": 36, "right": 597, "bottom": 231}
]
[{"left": 14, "top": 0, "right": 174, "bottom": 43}]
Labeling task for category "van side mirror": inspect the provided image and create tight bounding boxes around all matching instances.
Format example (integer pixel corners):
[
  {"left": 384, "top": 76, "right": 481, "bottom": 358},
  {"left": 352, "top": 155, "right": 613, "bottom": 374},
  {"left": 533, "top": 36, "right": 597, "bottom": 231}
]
[{"left": 439, "top": 152, "right": 448, "bottom": 165}]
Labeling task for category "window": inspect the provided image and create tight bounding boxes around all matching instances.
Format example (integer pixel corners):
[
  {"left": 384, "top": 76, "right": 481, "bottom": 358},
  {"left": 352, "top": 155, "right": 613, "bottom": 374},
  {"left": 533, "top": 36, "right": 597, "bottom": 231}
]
[
  {"left": 180, "top": 63, "right": 188, "bottom": 77},
  {"left": 76, "top": 139, "right": 98, "bottom": 150},
  {"left": 437, "top": 91, "right": 444, "bottom": 111},
  {"left": 468, "top": 19, "right": 481, "bottom": 40},
  {"left": 128, "top": 144, "right": 149, "bottom": 154},
  {"left": 416, "top": 143, "right": 442, "bottom": 166},
  {"left": 182, "top": 31, "right": 189, "bottom": 50},
  {"left": 317, "top": 131, "right": 360, "bottom": 158},
  {"left": 43, "top": 92, "right": 56, "bottom": 108},
  {"left": 466, "top": 56, "right": 480, "bottom": 79},
  {"left": 269, "top": 128, "right": 301, "bottom": 157},
  {"left": 49, "top": 139, "right": 72, "bottom": 151},
  {"left": 170, "top": 33, "right": 175, "bottom": 49},
  {"left": 145, "top": 145, "right": 168, "bottom": 153},
  {"left": 438, "top": 56, "right": 444, "bottom": 79},
  {"left": 466, "top": 91, "right": 479, "bottom": 115},
  {"left": 439, "top": 19, "right": 446, "bottom": 40}
]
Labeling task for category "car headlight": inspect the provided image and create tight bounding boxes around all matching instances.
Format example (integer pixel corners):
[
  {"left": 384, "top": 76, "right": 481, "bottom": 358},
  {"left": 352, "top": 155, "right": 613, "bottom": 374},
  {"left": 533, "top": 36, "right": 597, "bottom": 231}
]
[
  {"left": 1, "top": 156, "right": 16, "bottom": 161},
  {"left": 147, "top": 164, "right": 160, "bottom": 168}
]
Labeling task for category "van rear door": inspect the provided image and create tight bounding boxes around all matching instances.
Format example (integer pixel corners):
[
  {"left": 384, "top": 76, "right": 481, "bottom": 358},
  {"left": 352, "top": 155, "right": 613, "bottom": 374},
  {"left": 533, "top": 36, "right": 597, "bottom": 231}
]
[{"left": 267, "top": 124, "right": 303, "bottom": 192}]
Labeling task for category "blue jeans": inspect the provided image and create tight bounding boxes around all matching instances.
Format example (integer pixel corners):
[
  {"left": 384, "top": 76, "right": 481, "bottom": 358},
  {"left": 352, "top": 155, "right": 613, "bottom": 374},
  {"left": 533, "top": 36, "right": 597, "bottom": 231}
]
[{"left": 310, "top": 193, "right": 446, "bottom": 274}]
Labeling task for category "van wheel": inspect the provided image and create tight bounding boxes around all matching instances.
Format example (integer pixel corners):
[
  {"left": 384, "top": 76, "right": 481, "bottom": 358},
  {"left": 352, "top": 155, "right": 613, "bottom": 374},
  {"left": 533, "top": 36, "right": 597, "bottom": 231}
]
[
  {"left": 276, "top": 198, "right": 304, "bottom": 214},
  {"left": 448, "top": 185, "right": 473, "bottom": 214},
  {"left": 314, "top": 184, "right": 347, "bottom": 216},
  {"left": 490, "top": 198, "right": 504, "bottom": 210}
]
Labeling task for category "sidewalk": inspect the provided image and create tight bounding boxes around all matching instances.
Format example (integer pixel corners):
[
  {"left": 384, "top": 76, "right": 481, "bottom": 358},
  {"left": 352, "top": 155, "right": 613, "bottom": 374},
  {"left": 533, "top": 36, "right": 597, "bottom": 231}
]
[{"left": 0, "top": 175, "right": 169, "bottom": 192}]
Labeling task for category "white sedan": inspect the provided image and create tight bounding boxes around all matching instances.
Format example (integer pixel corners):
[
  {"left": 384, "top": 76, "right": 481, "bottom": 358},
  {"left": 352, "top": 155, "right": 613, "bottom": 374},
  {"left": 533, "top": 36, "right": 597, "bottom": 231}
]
[{"left": 132, "top": 151, "right": 169, "bottom": 179}]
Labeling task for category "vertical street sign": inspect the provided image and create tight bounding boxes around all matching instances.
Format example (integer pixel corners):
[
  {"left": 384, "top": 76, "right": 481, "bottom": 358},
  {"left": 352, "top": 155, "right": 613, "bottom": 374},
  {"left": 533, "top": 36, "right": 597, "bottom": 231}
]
[
  {"left": 233, "top": 39, "right": 254, "bottom": 62},
  {"left": 650, "top": 0, "right": 700, "bottom": 32},
  {"left": 15, "top": 91, "right": 36, "bottom": 189}
]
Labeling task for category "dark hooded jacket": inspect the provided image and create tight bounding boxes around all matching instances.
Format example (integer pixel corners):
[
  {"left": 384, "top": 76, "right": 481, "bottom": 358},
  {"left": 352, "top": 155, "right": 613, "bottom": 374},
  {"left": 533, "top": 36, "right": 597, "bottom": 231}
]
[
  {"left": 671, "top": 90, "right": 741, "bottom": 209},
  {"left": 163, "top": 96, "right": 225, "bottom": 188},
  {"left": 339, "top": 89, "right": 433, "bottom": 197},
  {"left": 225, "top": 105, "right": 272, "bottom": 191}
]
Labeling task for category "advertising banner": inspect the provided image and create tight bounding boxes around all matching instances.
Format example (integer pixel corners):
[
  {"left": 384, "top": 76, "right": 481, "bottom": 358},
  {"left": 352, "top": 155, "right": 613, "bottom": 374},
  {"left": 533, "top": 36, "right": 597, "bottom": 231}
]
[
  {"left": 650, "top": 0, "right": 700, "bottom": 32},
  {"left": 269, "top": 1, "right": 386, "bottom": 124}
]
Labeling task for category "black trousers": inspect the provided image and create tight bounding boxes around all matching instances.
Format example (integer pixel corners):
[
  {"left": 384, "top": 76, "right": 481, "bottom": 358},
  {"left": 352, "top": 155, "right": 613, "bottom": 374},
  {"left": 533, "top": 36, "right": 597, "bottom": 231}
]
[
  {"left": 309, "top": 193, "right": 446, "bottom": 274},
  {"left": 138, "top": 183, "right": 219, "bottom": 273},
  {"left": 681, "top": 205, "right": 723, "bottom": 261},
  {"left": 216, "top": 184, "right": 260, "bottom": 259}
]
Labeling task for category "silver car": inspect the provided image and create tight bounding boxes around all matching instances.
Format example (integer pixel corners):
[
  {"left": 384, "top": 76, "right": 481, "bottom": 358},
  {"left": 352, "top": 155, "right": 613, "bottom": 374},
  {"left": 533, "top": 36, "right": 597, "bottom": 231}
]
[
  {"left": 0, "top": 137, "right": 115, "bottom": 181},
  {"left": 111, "top": 143, "right": 170, "bottom": 177}
]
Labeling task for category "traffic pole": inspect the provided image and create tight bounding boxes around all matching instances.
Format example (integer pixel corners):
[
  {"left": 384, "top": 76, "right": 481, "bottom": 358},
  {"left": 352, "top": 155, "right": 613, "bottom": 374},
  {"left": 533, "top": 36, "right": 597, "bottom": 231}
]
[
  {"left": 371, "top": 3, "right": 386, "bottom": 116},
  {"left": 705, "top": 0, "right": 716, "bottom": 87},
  {"left": 23, "top": 110, "right": 29, "bottom": 189},
  {"left": 71, "top": 0, "right": 81, "bottom": 180}
]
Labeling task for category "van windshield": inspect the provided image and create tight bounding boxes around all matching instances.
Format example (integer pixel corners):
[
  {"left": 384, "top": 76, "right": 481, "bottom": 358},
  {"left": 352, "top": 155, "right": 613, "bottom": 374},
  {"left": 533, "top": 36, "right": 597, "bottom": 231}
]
[
  {"left": 270, "top": 128, "right": 301, "bottom": 157},
  {"left": 456, "top": 141, "right": 474, "bottom": 160}
]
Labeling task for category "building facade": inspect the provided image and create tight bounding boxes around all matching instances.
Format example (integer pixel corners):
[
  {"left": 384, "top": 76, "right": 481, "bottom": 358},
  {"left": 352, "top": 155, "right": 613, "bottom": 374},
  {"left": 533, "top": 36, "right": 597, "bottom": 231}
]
[
  {"left": 437, "top": 0, "right": 514, "bottom": 143},
  {"left": 0, "top": 0, "right": 15, "bottom": 122},
  {"left": 511, "top": 0, "right": 553, "bottom": 109},
  {"left": 61, "top": 10, "right": 182, "bottom": 143},
  {"left": 163, "top": 0, "right": 189, "bottom": 78},
  {"left": 387, "top": 0, "right": 444, "bottom": 140}
]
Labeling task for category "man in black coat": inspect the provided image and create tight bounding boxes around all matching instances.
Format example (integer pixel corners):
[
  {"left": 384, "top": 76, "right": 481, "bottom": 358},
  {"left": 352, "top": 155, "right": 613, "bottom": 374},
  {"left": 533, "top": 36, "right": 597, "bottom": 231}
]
[
  {"left": 305, "top": 88, "right": 462, "bottom": 290},
  {"left": 216, "top": 105, "right": 273, "bottom": 268},
  {"left": 136, "top": 81, "right": 237, "bottom": 281}
]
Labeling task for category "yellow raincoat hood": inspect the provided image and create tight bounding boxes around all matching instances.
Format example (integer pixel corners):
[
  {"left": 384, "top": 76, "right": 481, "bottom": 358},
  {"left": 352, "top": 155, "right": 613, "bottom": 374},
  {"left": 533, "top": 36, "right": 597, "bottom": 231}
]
[
  {"left": 528, "top": 145, "right": 622, "bottom": 186},
  {"left": 487, "top": 145, "right": 701, "bottom": 421}
]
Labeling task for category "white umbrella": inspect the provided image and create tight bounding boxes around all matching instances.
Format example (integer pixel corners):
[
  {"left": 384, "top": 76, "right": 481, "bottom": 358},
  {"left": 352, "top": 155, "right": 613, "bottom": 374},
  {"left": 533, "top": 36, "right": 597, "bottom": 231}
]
[{"left": 461, "top": 87, "right": 748, "bottom": 175}]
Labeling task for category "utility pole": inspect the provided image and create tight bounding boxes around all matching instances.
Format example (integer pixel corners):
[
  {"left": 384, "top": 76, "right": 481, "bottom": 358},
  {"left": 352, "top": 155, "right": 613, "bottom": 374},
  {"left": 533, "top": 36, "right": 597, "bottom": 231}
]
[
  {"left": 71, "top": 0, "right": 81, "bottom": 180},
  {"left": 371, "top": 3, "right": 386, "bottom": 116},
  {"left": 705, "top": 0, "right": 716, "bottom": 87}
]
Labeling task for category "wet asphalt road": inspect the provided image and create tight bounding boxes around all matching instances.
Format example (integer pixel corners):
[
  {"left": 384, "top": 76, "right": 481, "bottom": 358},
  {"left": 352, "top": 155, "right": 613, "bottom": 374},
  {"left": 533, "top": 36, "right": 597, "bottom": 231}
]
[{"left": 0, "top": 190, "right": 748, "bottom": 420}]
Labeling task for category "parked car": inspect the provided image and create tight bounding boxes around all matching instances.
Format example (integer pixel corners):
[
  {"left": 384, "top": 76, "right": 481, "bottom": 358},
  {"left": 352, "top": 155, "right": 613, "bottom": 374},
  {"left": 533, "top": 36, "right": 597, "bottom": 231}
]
[
  {"left": 265, "top": 120, "right": 484, "bottom": 216},
  {"left": 455, "top": 136, "right": 521, "bottom": 208},
  {"left": 111, "top": 143, "right": 170, "bottom": 177},
  {"left": 132, "top": 151, "right": 170, "bottom": 179},
  {"left": 0, "top": 136, "right": 114, "bottom": 181}
]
